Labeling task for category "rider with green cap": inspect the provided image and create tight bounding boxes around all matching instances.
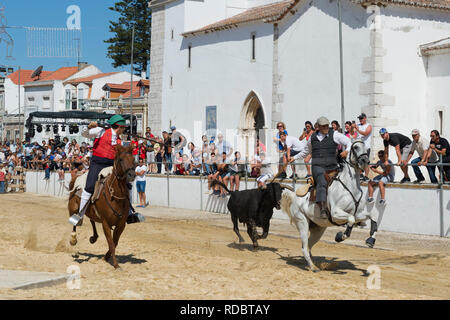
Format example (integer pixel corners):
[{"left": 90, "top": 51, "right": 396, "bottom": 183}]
[{"left": 69, "top": 115, "right": 144, "bottom": 226}]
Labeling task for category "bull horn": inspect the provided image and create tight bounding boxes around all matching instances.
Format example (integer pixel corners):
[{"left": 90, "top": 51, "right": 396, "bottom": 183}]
[
  {"left": 280, "top": 184, "right": 295, "bottom": 192},
  {"left": 270, "top": 163, "right": 288, "bottom": 184}
]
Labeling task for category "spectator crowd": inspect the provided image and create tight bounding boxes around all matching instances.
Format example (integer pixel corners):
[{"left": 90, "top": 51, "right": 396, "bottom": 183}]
[{"left": 1, "top": 114, "right": 449, "bottom": 196}]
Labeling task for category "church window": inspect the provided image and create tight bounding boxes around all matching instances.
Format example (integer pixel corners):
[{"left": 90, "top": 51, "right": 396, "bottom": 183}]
[{"left": 251, "top": 33, "right": 256, "bottom": 61}]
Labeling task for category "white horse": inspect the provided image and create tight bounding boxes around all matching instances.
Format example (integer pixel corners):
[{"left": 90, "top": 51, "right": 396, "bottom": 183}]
[{"left": 280, "top": 140, "right": 377, "bottom": 272}]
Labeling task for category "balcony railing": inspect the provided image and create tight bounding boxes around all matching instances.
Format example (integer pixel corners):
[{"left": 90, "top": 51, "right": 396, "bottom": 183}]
[{"left": 79, "top": 97, "right": 148, "bottom": 111}]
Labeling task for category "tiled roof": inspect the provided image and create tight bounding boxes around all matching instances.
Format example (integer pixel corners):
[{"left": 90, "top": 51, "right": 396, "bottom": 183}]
[
  {"left": 420, "top": 37, "right": 450, "bottom": 55},
  {"left": 65, "top": 72, "right": 119, "bottom": 85},
  {"left": 104, "top": 83, "right": 130, "bottom": 91},
  {"left": 7, "top": 69, "right": 52, "bottom": 85},
  {"left": 40, "top": 67, "right": 79, "bottom": 81},
  {"left": 104, "top": 81, "right": 140, "bottom": 91},
  {"left": 182, "top": 0, "right": 450, "bottom": 37},
  {"left": 182, "top": 0, "right": 299, "bottom": 36},
  {"left": 138, "top": 79, "right": 150, "bottom": 87},
  {"left": 353, "top": 0, "right": 450, "bottom": 11}
]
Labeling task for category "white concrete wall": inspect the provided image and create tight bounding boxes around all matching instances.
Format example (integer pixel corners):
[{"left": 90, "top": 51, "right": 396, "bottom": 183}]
[
  {"left": 278, "top": 0, "right": 370, "bottom": 136},
  {"left": 4, "top": 79, "right": 25, "bottom": 114},
  {"left": 426, "top": 52, "right": 450, "bottom": 139},
  {"left": 164, "top": 0, "right": 274, "bottom": 142},
  {"left": 380, "top": 5, "right": 450, "bottom": 138},
  {"left": 65, "top": 65, "right": 102, "bottom": 81},
  {"left": 24, "top": 171, "right": 449, "bottom": 238}
]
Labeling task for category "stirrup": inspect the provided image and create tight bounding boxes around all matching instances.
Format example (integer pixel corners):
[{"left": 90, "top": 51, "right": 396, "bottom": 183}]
[
  {"left": 69, "top": 214, "right": 83, "bottom": 227},
  {"left": 127, "top": 212, "right": 145, "bottom": 224}
]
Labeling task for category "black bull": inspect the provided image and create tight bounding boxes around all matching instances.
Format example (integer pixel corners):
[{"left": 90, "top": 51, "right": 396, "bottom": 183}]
[{"left": 210, "top": 180, "right": 286, "bottom": 248}]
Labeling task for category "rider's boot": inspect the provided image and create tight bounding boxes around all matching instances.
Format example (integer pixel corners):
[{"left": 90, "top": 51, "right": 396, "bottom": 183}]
[
  {"left": 126, "top": 186, "right": 145, "bottom": 224},
  {"left": 69, "top": 190, "right": 92, "bottom": 227},
  {"left": 318, "top": 201, "right": 330, "bottom": 219}
]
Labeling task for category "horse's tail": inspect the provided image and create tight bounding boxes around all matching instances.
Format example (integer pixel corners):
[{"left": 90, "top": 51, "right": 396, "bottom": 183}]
[
  {"left": 281, "top": 189, "right": 296, "bottom": 225},
  {"left": 210, "top": 179, "right": 231, "bottom": 194}
]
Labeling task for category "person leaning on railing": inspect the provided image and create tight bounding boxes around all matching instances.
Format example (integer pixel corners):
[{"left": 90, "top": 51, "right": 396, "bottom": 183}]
[
  {"left": 429, "top": 130, "right": 450, "bottom": 182},
  {"left": 406, "top": 129, "right": 438, "bottom": 184}
]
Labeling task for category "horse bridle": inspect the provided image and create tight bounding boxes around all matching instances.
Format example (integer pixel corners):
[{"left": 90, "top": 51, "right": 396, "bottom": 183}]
[
  {"left": 101, "top": 151, "right": 135, "bottom": 220},
  {"left": 349, "top": 140, "right": 369, "bottom": 171},
  {"left": 113, "top": 151, "right": 135, "bottom": 181},
  {"left": 331, "top": 141, "right": 367, "bottom": 217}
]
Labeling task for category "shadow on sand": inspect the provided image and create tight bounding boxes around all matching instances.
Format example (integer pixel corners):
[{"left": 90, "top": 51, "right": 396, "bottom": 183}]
[
  {"left": 227, "top": 242, "right": 279, "bottom": 253},
  {"left": 277, "top": 253, "right": 368, "bottom": 275},
  {"left": 72, "top": 252, "right": 148, "bottom": 266}
]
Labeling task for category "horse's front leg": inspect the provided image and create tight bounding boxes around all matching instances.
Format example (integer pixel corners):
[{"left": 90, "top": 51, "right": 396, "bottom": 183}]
[
  {"left": 112, "top": 223, "right": 125, "bottom": 250},
  {"left": 101, "top": 220, "right": 118, "bottom": 268},
  {"left": 330, "top": 207, "right": 355, "bottom": 243},
  {"left": 89, "top": 219, "right": 98, "bottom": 244},
  {"left": 70, "top": 226, "right": 78, "bottom": 246}
]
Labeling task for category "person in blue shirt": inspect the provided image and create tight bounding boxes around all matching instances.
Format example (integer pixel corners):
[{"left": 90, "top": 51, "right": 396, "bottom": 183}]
[{"left": 273, "top": 122, "right": 288, "bottom": 179}]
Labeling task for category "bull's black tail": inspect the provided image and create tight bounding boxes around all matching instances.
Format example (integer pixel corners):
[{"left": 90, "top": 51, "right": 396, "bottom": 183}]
[{"left": 210, "top": 179, "right": 232, "bottom": 194}]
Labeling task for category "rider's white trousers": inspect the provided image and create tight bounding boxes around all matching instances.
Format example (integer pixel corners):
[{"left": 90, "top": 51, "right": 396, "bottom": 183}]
[{"left": 78, "top": 189, "right": 92, "bottom": 217}]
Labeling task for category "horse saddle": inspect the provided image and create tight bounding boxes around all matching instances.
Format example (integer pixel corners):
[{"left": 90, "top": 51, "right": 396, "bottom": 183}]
[
  {"left": 70, "top": 167, "right": 114, "bottom": 200},
  {"left": 324, "top": 169, "right": 339, "bottom": 185},
  {"left": 295, "top": 169, "right": 338, "bottom": 202},
  {"left": 296, "top": 177, "right": 315, "bottom": 197}
]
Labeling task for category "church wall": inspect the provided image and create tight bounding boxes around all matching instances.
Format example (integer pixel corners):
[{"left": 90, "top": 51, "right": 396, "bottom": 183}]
[
  {"left": 162, "top": 1, "right": 274, "bottom": 150},
  {"left": 426, "top": 52, "right": 450, "bottom": 139},
  {"left": 379, "top": 5, "right": 450, "bottom": 142},
  {"left": 277, "top": 0, "right": 370, "bottom": 138}
]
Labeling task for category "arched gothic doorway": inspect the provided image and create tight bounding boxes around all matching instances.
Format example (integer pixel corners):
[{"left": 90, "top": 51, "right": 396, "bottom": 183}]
[{"left": 238, "top": 91, "right": 266, "bottom": 160}]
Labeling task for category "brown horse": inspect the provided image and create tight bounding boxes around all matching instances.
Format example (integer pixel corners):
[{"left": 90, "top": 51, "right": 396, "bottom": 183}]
[{"left": 68, "top": 144, "right": 136, "bottom": 269}]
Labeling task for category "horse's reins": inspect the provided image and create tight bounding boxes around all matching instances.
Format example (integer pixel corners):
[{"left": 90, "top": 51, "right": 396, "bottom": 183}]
[
  {"left": 330, "top": 141, "right": 367, "bottom": 217},
  {"left": 101, "top": 151, "right": 133, "bottom": 220}
]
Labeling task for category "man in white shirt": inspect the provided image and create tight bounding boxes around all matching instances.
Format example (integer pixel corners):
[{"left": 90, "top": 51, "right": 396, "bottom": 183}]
[
  {"left": 353, "top": 113, "right": 372, "bottom": 181},
  {"left": 279, "top": 132, "right": 307, "bottom": 179},
  {"left": 255, "top": 153, "right": 273, "bottom": 189},
  {"left": 135, "top": 158, "right": 148, "bottom": 208},
  {"left": 406, "top": 129, "right": 438, "bottom": 184},
  {"left": 215, "top": 133, "right": 233, "bottom": 158},
  {"left": 298, "top": 117, "right": 352, "bottom": 219}
]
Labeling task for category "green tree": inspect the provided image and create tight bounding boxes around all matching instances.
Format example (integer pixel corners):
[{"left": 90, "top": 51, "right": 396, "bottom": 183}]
[{"left": 105, "top": 0, "right": 151, "bottom": 75}]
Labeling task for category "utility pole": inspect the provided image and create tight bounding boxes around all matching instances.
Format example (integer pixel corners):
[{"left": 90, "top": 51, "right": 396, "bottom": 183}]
[
  {"left": 130, "top": 24, "right": 135, "bottom": 136},
  {"left": 338, "top": 0, "right": 345, "bottom": 127}
]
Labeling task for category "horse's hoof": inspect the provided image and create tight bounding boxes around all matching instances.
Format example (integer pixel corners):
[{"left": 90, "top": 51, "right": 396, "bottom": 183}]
[
  {"left": 335, "top": 232, "right": 345, "bottom": 243},
  {"left": 310, "top": 267, "right": 320, "bottom": 273},
  {"left": 69, "top": 239, "right": 77, "bottom": 246},
  {"left": 365, "top": 237, "right": 376, "bottom": 248},
  {"left": 89, "top": 236, "right": 98, "bottom": 244}
]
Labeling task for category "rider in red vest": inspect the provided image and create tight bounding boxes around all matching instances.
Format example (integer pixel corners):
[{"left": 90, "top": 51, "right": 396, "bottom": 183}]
[{"left": 69, "top": 115, "right": 144, "bottom": 226}]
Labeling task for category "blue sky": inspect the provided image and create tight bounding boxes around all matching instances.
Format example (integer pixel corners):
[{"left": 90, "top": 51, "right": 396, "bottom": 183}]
[{"left": 1, "top": 0, "right": 138, "bottom": 74}]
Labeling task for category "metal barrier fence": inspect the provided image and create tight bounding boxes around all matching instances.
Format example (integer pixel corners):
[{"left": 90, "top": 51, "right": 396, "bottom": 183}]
[{"left": 7, "top": 155, "right": 450, "bottom": 236}]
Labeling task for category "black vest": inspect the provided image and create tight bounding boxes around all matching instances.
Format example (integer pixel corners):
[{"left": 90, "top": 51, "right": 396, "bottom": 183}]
[{"left": 311, "top": 129, "right": 338, "bottom": 169}]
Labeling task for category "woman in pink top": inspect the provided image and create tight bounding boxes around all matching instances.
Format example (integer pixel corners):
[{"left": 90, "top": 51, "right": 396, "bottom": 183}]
[{"left": 344, "top": 121, "right": 358, "bottom": 141}]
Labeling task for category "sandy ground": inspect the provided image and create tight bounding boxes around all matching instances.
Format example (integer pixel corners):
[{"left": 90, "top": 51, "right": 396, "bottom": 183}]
[{"left": 0, "top": 193, "right": 449, "bottom": 300}]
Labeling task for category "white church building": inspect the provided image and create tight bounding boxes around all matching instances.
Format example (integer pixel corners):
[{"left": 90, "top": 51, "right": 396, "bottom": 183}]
[{"left": 148, "top": 0, "right": 450, "bottom": 162}]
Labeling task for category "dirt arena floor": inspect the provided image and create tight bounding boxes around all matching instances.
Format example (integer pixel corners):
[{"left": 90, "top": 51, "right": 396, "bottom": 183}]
[{"left": 0, "top": 193, "right": 449, "bottom": 300}]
